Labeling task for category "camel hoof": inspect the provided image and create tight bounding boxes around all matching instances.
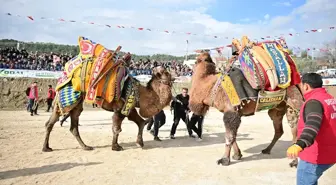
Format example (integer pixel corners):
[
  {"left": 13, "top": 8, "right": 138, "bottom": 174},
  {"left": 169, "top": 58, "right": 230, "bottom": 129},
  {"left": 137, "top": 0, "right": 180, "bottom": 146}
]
[
  {"left": 83, "top": 146, "right": 94, "bottom": 151},
  {"left": 217, "top": 158, "right": 230, "bottom": 166},
  {"left": 112, "top": 145, "right": 124, "bottom": 151},
  {"left": 42, "top": 147, "right": 53, "bottom": 152},
  {"left": 261, "top": 149, "right": 271, "bottom": 154},
  {"left": 232, "top": 153, "right": 243, "bottom": 160},
  {"left": 136, "top": 139, "right": 144, "bottom": 148},
  {"left": 289, "top": 159, "right": 298, "bottom": 168}
]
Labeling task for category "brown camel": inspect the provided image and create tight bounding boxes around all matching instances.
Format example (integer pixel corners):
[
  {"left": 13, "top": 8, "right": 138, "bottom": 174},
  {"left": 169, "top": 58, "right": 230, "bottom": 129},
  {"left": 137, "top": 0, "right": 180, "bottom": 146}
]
[
  {"left": 42, "top": 66, "right": 173, "bottom": 152},
  {"left": 189, "top": 52, "right": 303, "bottom": 167}
]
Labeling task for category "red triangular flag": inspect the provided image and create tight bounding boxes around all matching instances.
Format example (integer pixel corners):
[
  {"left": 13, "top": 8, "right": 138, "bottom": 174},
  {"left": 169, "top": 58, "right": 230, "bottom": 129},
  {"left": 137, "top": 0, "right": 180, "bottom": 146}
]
[
  {"left": 138, "top": 28, "right": 144, "bottom": 30},
  {"left": 89, "top": 22, "right": 94, "bottom": 24},
  {"left": 226, "top": 44, "right": 232, "bottom": 47},
  {"left": 164, "top": 30, "right": 169, "bottom": 33},
  {"left": 289, "top": 33, "right": 293, "bottom": 36},
  {"left": 311, "top": 29, "right": 317, "bottom": 32},
  {"left": 59, "top": 18, "right": 65, "bottom": 21},
  {"left": 27, "top": 16, "right": 34, "bottom": 21},
  {"left": 186, "top": 32, "right": 191, "bottom": 35}
]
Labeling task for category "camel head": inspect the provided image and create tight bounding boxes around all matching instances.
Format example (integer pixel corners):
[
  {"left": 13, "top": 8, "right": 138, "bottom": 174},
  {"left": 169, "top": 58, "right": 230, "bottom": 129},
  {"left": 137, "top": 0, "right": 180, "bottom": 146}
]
[
  {"left": 149, "top": 66, "right": 175, "bottom": 87},
  {"left": 192, "top": 52, "right": 217, "bottom": 78},
  {"left": 196, "top": 52, "right": 214, "bottom": 65}
]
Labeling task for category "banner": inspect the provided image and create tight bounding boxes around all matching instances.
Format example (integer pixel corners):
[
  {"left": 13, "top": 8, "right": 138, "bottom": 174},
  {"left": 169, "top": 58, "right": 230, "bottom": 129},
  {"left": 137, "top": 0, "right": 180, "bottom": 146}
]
[
  {"left": 0, "top": 69, "right": 62, "bottom": 79},
  {"left": 322, "top": 78, "right": 336, "bottom": 86}
]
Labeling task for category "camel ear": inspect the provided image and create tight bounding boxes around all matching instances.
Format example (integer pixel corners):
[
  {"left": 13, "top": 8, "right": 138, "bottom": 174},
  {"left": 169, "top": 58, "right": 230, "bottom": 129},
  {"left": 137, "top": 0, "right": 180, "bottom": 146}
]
[{"left": 153, "top": 66, "right": 165, "bottom": 76}]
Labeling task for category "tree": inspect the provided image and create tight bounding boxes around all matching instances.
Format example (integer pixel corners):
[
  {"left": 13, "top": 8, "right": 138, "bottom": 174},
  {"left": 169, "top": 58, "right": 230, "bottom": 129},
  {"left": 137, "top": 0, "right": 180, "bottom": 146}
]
[{"left": 321, "top": 39, "right": 336, "bottom": 64}]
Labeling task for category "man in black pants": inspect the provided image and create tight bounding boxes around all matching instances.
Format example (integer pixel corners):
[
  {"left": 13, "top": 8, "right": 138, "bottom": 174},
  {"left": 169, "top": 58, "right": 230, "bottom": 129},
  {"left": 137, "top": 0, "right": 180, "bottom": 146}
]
[
  {"left": 170, "top": 88, "right": 195, "bottom": 139},
  {"left": 146, "top": 110, "right": 166, "bottom": 141},
  {"left": 188, "top": 113, "right": 204, "bottom": 140}
]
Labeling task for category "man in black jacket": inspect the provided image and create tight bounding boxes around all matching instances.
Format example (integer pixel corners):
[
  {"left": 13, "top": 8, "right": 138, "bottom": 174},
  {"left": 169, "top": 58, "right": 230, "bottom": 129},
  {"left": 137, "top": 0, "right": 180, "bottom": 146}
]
[
  {"left": 188, "top": 113, "right": 204, "bottom": 140},
  {"left": 170, "top": 88, "right": 195, "bottom": 139},
  {"left": 146, "top": 110, "right": 166, "bottom": 141}
]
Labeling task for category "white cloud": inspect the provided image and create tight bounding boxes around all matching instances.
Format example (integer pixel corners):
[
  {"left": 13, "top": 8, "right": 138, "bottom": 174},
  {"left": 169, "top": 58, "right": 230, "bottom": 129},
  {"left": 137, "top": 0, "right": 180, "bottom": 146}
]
[
  {"left": 240, "top": 18, "right": 251, "bottom": 22},
  {"left": 0, "top": 0, "right": 335, "bottom": 55},
  {"left": 273, "top": 1, "right": 292, "bottom": 7}
]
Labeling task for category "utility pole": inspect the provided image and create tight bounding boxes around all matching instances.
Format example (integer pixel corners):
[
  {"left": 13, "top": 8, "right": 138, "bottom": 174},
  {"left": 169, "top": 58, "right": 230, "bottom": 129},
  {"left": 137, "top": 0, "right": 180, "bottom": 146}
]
[{"left": 185, "top": 40, "right": 189, "bottom": 61}]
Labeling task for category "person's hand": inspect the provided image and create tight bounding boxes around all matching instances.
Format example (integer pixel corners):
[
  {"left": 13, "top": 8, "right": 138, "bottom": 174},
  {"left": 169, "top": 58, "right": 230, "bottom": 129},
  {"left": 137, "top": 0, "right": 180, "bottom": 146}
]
[{"left": 286, "top": 144, "right": 303, "bottom": 159}]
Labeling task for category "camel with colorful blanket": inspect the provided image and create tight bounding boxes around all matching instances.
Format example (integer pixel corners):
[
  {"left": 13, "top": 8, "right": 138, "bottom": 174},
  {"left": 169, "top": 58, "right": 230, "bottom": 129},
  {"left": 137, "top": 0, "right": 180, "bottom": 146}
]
[
  {"left": 42, "top": 37, "right": 174, "bottom": 152},
  {"left": 189, "top": 36, "right": 304, "bottom": 167}
]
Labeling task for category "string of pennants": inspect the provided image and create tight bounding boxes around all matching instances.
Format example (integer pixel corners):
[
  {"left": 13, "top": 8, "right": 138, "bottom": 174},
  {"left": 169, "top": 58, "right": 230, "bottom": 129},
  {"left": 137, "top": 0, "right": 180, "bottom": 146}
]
[
  {"left": 194, "top": 45, "right": 336, "bottom": 54},
  {"left": 5, "top": 13, "right": 335, "bottom": 41}
]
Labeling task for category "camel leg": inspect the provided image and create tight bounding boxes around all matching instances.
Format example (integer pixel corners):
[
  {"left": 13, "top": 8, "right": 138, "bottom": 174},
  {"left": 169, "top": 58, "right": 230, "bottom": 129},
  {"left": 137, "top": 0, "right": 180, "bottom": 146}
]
[
  {"left": 286, "top": 106, "right": 299, "bottom": 168},
  {"left": 262, "top": 102, "right": 287, "bottom": 154},
  {"left": 232, "top": 141, "right": 243, "bottom": 160},
  {"left": 69, "top": 103, "right": 93, "bottom": 150},
  {"left": 42, "top": 107, "right": 60, "bottom": 152},
  {"left": 217, "top": 111, "right": 241, "bottom": 166},
  {"left": 112, "top": 112, "right": 125, "bottom": 151},
  {"left": 127, "top": 108, "right": 146, "bottom": 148}
]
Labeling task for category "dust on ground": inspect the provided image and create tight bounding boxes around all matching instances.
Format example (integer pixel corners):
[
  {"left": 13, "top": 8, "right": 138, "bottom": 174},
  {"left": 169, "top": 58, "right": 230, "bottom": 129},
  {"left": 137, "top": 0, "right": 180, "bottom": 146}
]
[{"left": 0, "top": 108, "right": 335, "bottom": 185}]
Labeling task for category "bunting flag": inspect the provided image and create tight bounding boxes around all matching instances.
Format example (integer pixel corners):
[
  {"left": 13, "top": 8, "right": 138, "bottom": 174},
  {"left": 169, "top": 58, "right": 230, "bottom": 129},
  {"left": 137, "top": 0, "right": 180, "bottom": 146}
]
[{"left": 5, "top": 13, "right": 336, "bottom": 41}]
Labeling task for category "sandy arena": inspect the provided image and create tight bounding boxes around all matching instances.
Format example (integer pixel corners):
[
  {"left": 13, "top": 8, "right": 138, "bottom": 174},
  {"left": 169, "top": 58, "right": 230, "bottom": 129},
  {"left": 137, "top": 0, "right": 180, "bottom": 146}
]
[{"left": 0, "top": 108, "right": 335, "bottom": 185}]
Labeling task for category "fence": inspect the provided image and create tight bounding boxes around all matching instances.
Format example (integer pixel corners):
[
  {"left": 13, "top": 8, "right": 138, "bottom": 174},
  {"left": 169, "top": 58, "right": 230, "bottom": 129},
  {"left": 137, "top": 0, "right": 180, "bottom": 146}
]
[{"left": 2, "top": 69, "right": 336, "bottom": 86}]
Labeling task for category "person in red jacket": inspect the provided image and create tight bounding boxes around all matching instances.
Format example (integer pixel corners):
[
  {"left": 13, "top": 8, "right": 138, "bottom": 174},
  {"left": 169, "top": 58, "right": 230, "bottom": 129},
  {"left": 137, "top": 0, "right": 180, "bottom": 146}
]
[
  {"left": 287, "top": 73, "right": 336, "bottom": 185},
  {"left": 28, "top": 82, "right": 39, "bottom": 116},
  {"left": 46, "top": 85, "right": 55, "bottom": 112}
]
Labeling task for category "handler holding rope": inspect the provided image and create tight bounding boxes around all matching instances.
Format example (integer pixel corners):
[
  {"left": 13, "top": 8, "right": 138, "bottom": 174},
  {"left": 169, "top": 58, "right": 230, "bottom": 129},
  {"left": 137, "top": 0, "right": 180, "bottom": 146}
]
[{"left": 287, "top": 73, "right": 336, "bottom": 185}]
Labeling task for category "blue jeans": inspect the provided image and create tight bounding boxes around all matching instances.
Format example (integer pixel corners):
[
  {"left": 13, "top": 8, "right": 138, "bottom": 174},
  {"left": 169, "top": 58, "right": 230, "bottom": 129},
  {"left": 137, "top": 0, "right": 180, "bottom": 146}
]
[{"left": 297, "top": 159, "right": 334, "bottom": 185}]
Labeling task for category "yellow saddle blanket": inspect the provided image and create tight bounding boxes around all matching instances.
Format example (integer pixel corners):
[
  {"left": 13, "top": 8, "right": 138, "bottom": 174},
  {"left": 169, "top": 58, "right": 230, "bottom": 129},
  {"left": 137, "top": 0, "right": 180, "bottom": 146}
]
[{"left": 56, "top": 36, "right": 120, "bottom": 104}]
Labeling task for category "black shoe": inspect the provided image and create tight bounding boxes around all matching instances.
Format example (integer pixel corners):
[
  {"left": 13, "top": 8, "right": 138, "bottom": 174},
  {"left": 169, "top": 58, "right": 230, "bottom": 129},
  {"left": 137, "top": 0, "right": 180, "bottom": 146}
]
[
  {"left": 30, "top": 113, "right": 33, "bottom": 116},
  {"left": 154, "top": 137, "right": 162, "bottom": 141},
  {"left": 170, "top": 135, "right": 175, "bottom": 139}
]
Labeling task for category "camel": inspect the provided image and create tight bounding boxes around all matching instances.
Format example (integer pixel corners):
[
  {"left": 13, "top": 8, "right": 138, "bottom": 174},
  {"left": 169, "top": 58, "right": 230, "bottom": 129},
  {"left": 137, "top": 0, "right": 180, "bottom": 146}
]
[
  {"left": 42, "top": 66, "right": 173, "bottom": 152},
  {"left": 188, "top": 52, "right": 304, "bottom": 167}
]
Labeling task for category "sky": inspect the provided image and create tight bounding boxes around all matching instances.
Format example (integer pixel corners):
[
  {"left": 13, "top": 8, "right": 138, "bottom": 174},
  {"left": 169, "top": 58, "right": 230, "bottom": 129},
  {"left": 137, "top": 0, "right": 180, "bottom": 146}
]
[{"left": 0, "top": 0, "right": 335, "bottom": 56}]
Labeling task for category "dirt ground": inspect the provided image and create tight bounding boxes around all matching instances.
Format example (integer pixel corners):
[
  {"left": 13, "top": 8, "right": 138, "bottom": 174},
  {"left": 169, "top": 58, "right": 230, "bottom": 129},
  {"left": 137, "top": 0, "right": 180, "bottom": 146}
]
[{"left": 0, "top": 108, "right": 335, "bottom": 185}]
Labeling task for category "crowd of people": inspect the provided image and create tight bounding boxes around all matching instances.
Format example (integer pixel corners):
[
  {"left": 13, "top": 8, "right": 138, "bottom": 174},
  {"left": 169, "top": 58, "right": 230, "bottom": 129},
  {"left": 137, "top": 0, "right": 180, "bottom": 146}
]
[{"left": 0, "top": 47, "right": 192, "bottom": 77}]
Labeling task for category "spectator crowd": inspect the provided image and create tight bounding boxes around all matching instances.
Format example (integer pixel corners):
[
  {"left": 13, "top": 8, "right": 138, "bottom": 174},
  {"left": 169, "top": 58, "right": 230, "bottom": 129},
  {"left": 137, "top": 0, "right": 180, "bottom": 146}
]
[{"left": 0, "top": 47, "right": 192, "bottom": 77}]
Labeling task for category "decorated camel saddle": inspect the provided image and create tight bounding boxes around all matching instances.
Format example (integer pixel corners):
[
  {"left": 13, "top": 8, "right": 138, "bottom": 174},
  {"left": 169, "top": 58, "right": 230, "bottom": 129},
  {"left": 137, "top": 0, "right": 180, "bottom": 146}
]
[
  {"left": 55, "top": 36, "right": 138, "bottom": 116},
  {"left": 215, "top": 36, "right": 302, "bottom": 112}
]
